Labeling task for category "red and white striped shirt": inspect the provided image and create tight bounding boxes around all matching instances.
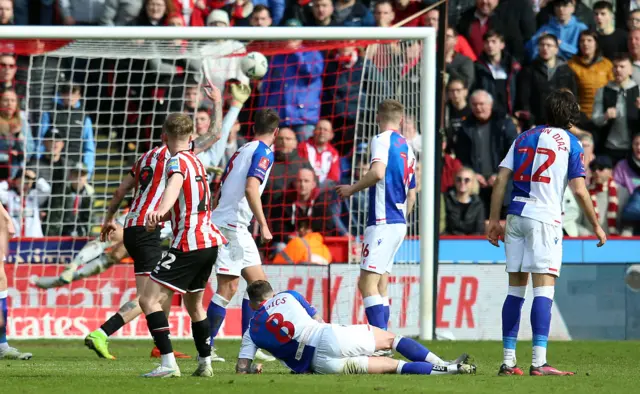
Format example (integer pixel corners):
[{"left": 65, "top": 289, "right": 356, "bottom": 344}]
[
  {"left": 125, "top": 146, "right": 171, "bottom": 228},
  {"left": 298, "top": 140, "right": 341, "bottom": 184},
  {"left": 166, "top": 150, "right": 227, "bottom": 251}
]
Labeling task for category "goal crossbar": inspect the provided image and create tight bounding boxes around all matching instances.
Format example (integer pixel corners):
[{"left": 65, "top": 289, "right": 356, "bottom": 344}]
[{"left": 0, "top": 26, "right": 437, "bottom": 341}]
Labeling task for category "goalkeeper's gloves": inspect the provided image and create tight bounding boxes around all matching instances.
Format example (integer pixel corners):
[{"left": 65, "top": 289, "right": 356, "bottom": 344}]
[{"left": 230, "top": 83, "right": 251, "bottom": 107}]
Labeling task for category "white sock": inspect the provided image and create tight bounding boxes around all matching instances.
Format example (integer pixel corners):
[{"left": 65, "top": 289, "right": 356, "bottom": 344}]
[
  {"left": 363, "top": 294, "right": 383, "bottom": 308},
  {"left": 396, "top": 360, "right": 406, "bottom": 374},
  {"left": 161, "top": 352, "right": 177, "bottom": 368},
  {"left": 532, "top": 346, "right": 547, "bottom": 367},
  {"left": 503, "top": 348, "right": 517, "bottom": 367},
  {"left": 199, "top": 356, "right": 212, "bottom": 366},
  {"left": 425, "top": 352, "right": 445, "bottom": 366},
  {"left": 212, "top": 293, "right": 230, "bottom": 308}
]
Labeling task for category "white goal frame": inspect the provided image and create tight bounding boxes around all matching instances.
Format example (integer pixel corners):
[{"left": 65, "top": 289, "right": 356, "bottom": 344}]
[{"left": 0, "top": 26, "right": 437, "bottom": 340}]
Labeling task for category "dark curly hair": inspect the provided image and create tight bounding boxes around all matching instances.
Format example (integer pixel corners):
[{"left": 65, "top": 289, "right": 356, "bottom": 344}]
[{"left": 545, "top": 89, "right": 580, "bottom": 129}]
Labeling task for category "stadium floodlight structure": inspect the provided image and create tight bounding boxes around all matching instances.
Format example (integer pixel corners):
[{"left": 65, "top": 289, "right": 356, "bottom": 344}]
[{"left": 0, "top": 26, "right": 437, "bottom": 340}]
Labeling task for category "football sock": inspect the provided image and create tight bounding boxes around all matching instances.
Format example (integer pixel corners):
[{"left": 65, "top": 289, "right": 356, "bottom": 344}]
[
  {"left": 241, "top": 292, "right": 252, "bottom": 334},
  {"left": 207, "top": 293, "right": 230, "bottom": 347},
  {"left": 382, "top": 296, "right": 390, "bottom": 330},
  {"left": 396, "top": 361, "right": 456, "bottom": 375},
  {"left": 191, "top": 319, "right": 212, "bottom": 362},
  {"left": 0, "top": 290, "right": 8, "bottom": 349},
  {"left": 531, "top": 286, "right": 554, "bottom": 367},
  {"left": 502, "top": 286, "right": 526, "bottom": 367},
  {"left": 363, "top": 295, "right": 386, "bottom": 330},
  {"left": 146, "top": 311, "right": 174, "bottom": 367},
  {"left": 100, "top": 313, "right": 126, "bottom": 337},
  {"left": 392, "top": 336, "right": 445, "bottom": 365},
  {"left": 76, "top": 255, "right": 112, "bottom": 279}
]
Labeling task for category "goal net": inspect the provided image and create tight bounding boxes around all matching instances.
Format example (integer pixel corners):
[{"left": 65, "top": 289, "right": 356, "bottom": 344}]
[{"left": 1, "top": 27, "right": 435, "bottom": 339}]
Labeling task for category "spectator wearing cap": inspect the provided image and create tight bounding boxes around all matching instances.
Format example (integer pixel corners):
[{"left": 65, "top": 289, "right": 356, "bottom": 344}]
[
  {"left": 0, "top": 89, "right": 33, "bottom": 179},
  {"left": 258, "top": 20, "right": 324, "bottom": 142},
  {"left": 592, "top": 53, "right": 640, "bottom": 164},
  {"left": 455, "top": 89, "right": 517, "bottom": 214},
  {"left": 28, "top": 127, "right": 67, "bottom": 213},
  {"left": 472, "top": 30, "right": 521, "bottom": 116},
  {"left": 516, "top": 34, "right": 578, "bottom": 128},
  {"left": 193, "top": 10, "right": 249, "bottom": 93},
  {"left": 456, "top": 0, "right": 536, "bottom": 63},
  {"left": 298, "top": 120, "right": 341, "bottom": 186},
  {"left": 0, "top": 168, "right": 51, "bottom": 237},
  {"left": 392, "top": 0, "right": 424, "bottom": 27},
  {"left": 526, "top": 0, "right": 588, "bottom": 62},
  {"left": 614, "top": 132, "right": 640, "bottom": 196},
  {"left": 37, "top": 84, "right": 96, "bottom": 178},
  {"left": 568, "top": 30, "right": 613, "bottom": 123},
  {"left": 593, "top": 1, "right": 627, "bottom": 60},
  {"left": 333, "top": 0, "right": 374, "bottom": 27},
  {"left": 578, "top": 155, "right": 628, "bottom": 235},
  {"left": 47, "top": 162, "right": 95, "bottom": 237},
  {"left": 100, "top": 0, "right": 145, "bottom": 26},
  {"left": 537, "top": 0, "right": 595, "bottom": 29},
  {"left": 59, "top": 0, "right": 107, "bottom": 25},
  {"left": 250, "top": 4, "right": 272, "bottom": 26},
  {"left": 445, "top": 78, "right": 472, "bottom": 140}
]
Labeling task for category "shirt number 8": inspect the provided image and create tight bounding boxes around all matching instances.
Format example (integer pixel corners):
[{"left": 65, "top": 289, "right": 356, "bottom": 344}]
[{"left": 265, "top": 312, "right": 296, "bottom": 343}]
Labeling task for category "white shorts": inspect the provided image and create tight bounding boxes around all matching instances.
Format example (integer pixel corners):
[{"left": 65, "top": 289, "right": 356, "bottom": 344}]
[
  {"left": 311, "top": 324, "right": 376, "bottom": 374},
  {"left": 360, "top": 223, "right": 406, "bottom": 275},
  {"left": 215, "top": 227, "right": 261, "bottom": 277},
  {"left": 505, "top": 215, "right": 563, "bottom": 277}
]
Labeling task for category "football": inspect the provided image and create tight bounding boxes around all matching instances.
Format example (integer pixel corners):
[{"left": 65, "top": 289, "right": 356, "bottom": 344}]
[{"left": 240, "top": 51, "right": 268, "bottom": 80}]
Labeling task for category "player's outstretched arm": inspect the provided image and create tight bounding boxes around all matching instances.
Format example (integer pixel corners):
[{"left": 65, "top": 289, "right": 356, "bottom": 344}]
[
  {"left": 336, "top": 161, "right": 386, "bottom": 198},
  {"left": 246, "top": 177, "right": 272, "bottom": 243},
  {"left": 101, "top": 173, "right": 136, "bottom": 241},
  {"left": 569, "top": 177, "right": 607, "bottom": 247},
  {"left": 487, "top": 167, "right": 512, "bottom": 247},
  {"left": 192, "top": 82, "right": 222, "bottom": 155}
]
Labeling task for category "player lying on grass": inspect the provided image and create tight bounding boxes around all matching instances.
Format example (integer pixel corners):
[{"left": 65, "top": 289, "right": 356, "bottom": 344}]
[
  {"left": 236, "top": 280, "right": 475, "bottom": 376},
  {"left": 0, "top": 203, "right": 31, "bottom": 360},
  {"left": 487, "top": 89, "right": 607, "bottom": 376}
]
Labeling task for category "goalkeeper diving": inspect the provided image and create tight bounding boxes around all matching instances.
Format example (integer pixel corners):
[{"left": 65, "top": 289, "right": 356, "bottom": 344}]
[{"left": 34, "top": 81, "right": 252, "bottom": 360}]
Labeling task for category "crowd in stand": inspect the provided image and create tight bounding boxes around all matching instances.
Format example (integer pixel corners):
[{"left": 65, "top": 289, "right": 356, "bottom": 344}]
[{"left": 0, "top": 0, "right": 639, "bottom": 264}]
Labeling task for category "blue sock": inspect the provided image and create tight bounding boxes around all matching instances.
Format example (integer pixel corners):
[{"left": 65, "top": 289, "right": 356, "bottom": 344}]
[
  {"left": 382, "top": 296, "right": 390, "bottom": 330},
  {"left": 206, "top": 294, "right": 229, "bottom": 347},
  {"left": 531, "top": 287, "right": 554, "bottom": 367},
  {"left": 241, "top": 293, "right": 252, "bottom": 335},
  {"left": 399, "top": 361, "right": 434, "bottom": 375},
  {"left": 392, "top": 336, "right": 431, "bottom": 362},
  {"left": 0, "top": 291, "right": 8, "bottom": 345},
  {"left": 502, "top": 292, "right": 525, "bottom": 365},
  {"left": 363, "top": 295, "right": 386, "bottom": 329}
]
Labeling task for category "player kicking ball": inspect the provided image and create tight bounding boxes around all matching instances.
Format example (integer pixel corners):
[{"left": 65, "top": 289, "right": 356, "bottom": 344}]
[
  {"left": 235, "top": 280, "right": 474, "bottom": 376},
  {"left": 141, "top": 113, "right": 227, "bottom": 378},
  {"left": 0, "top": 203, "right": 31, "bottom": 360},
  {"left": 487, "top": 89, "right": 607, "bottom": 376},
  {"left": 205, "top": 109, "right": 279, "bottom": 364},
  {"left": 336, "top": 99, "right": 416, "bottom": 353}
]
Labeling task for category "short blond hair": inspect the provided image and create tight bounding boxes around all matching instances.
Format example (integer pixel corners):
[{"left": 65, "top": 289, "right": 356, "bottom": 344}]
[
  {"left": 377, "top": 99, "right": 404, "bottom": 125},
  {"left": 163, "top": 113, "right": 193, "bottom": 139}
]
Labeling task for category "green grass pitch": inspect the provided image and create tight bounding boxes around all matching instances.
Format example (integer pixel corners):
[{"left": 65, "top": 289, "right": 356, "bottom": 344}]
[{"left": 1, "top": 340, "right": 638, "bottom": 393}]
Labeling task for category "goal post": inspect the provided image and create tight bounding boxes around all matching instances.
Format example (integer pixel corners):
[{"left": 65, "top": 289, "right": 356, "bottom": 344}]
[{"left": 0, "top": 26, "right": 437, "bottom": 340}]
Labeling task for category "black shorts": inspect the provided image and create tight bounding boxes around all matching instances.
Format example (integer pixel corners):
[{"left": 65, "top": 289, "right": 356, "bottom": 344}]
[
  {"left": 150, "top": 246, "right": 218, "bottom": 294},
  {"left": 122, "top": 226, "right": 163, "bottom": 276}
]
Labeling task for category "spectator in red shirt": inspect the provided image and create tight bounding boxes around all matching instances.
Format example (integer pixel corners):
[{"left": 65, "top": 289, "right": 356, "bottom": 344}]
[
  {"left": 392, "top": 0, "right": 424, "bottom": 27},
  {"left": 298, "top": 119, "right": 341, "bottom": 186},
  {"left": 422, "top": 8, "right": 477, "bottom": 61}
]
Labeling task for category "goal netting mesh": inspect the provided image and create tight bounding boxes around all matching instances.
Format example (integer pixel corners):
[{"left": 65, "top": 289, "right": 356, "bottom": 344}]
[{"left": 3, "top": 36, "right": 425, "bottom": 338}]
